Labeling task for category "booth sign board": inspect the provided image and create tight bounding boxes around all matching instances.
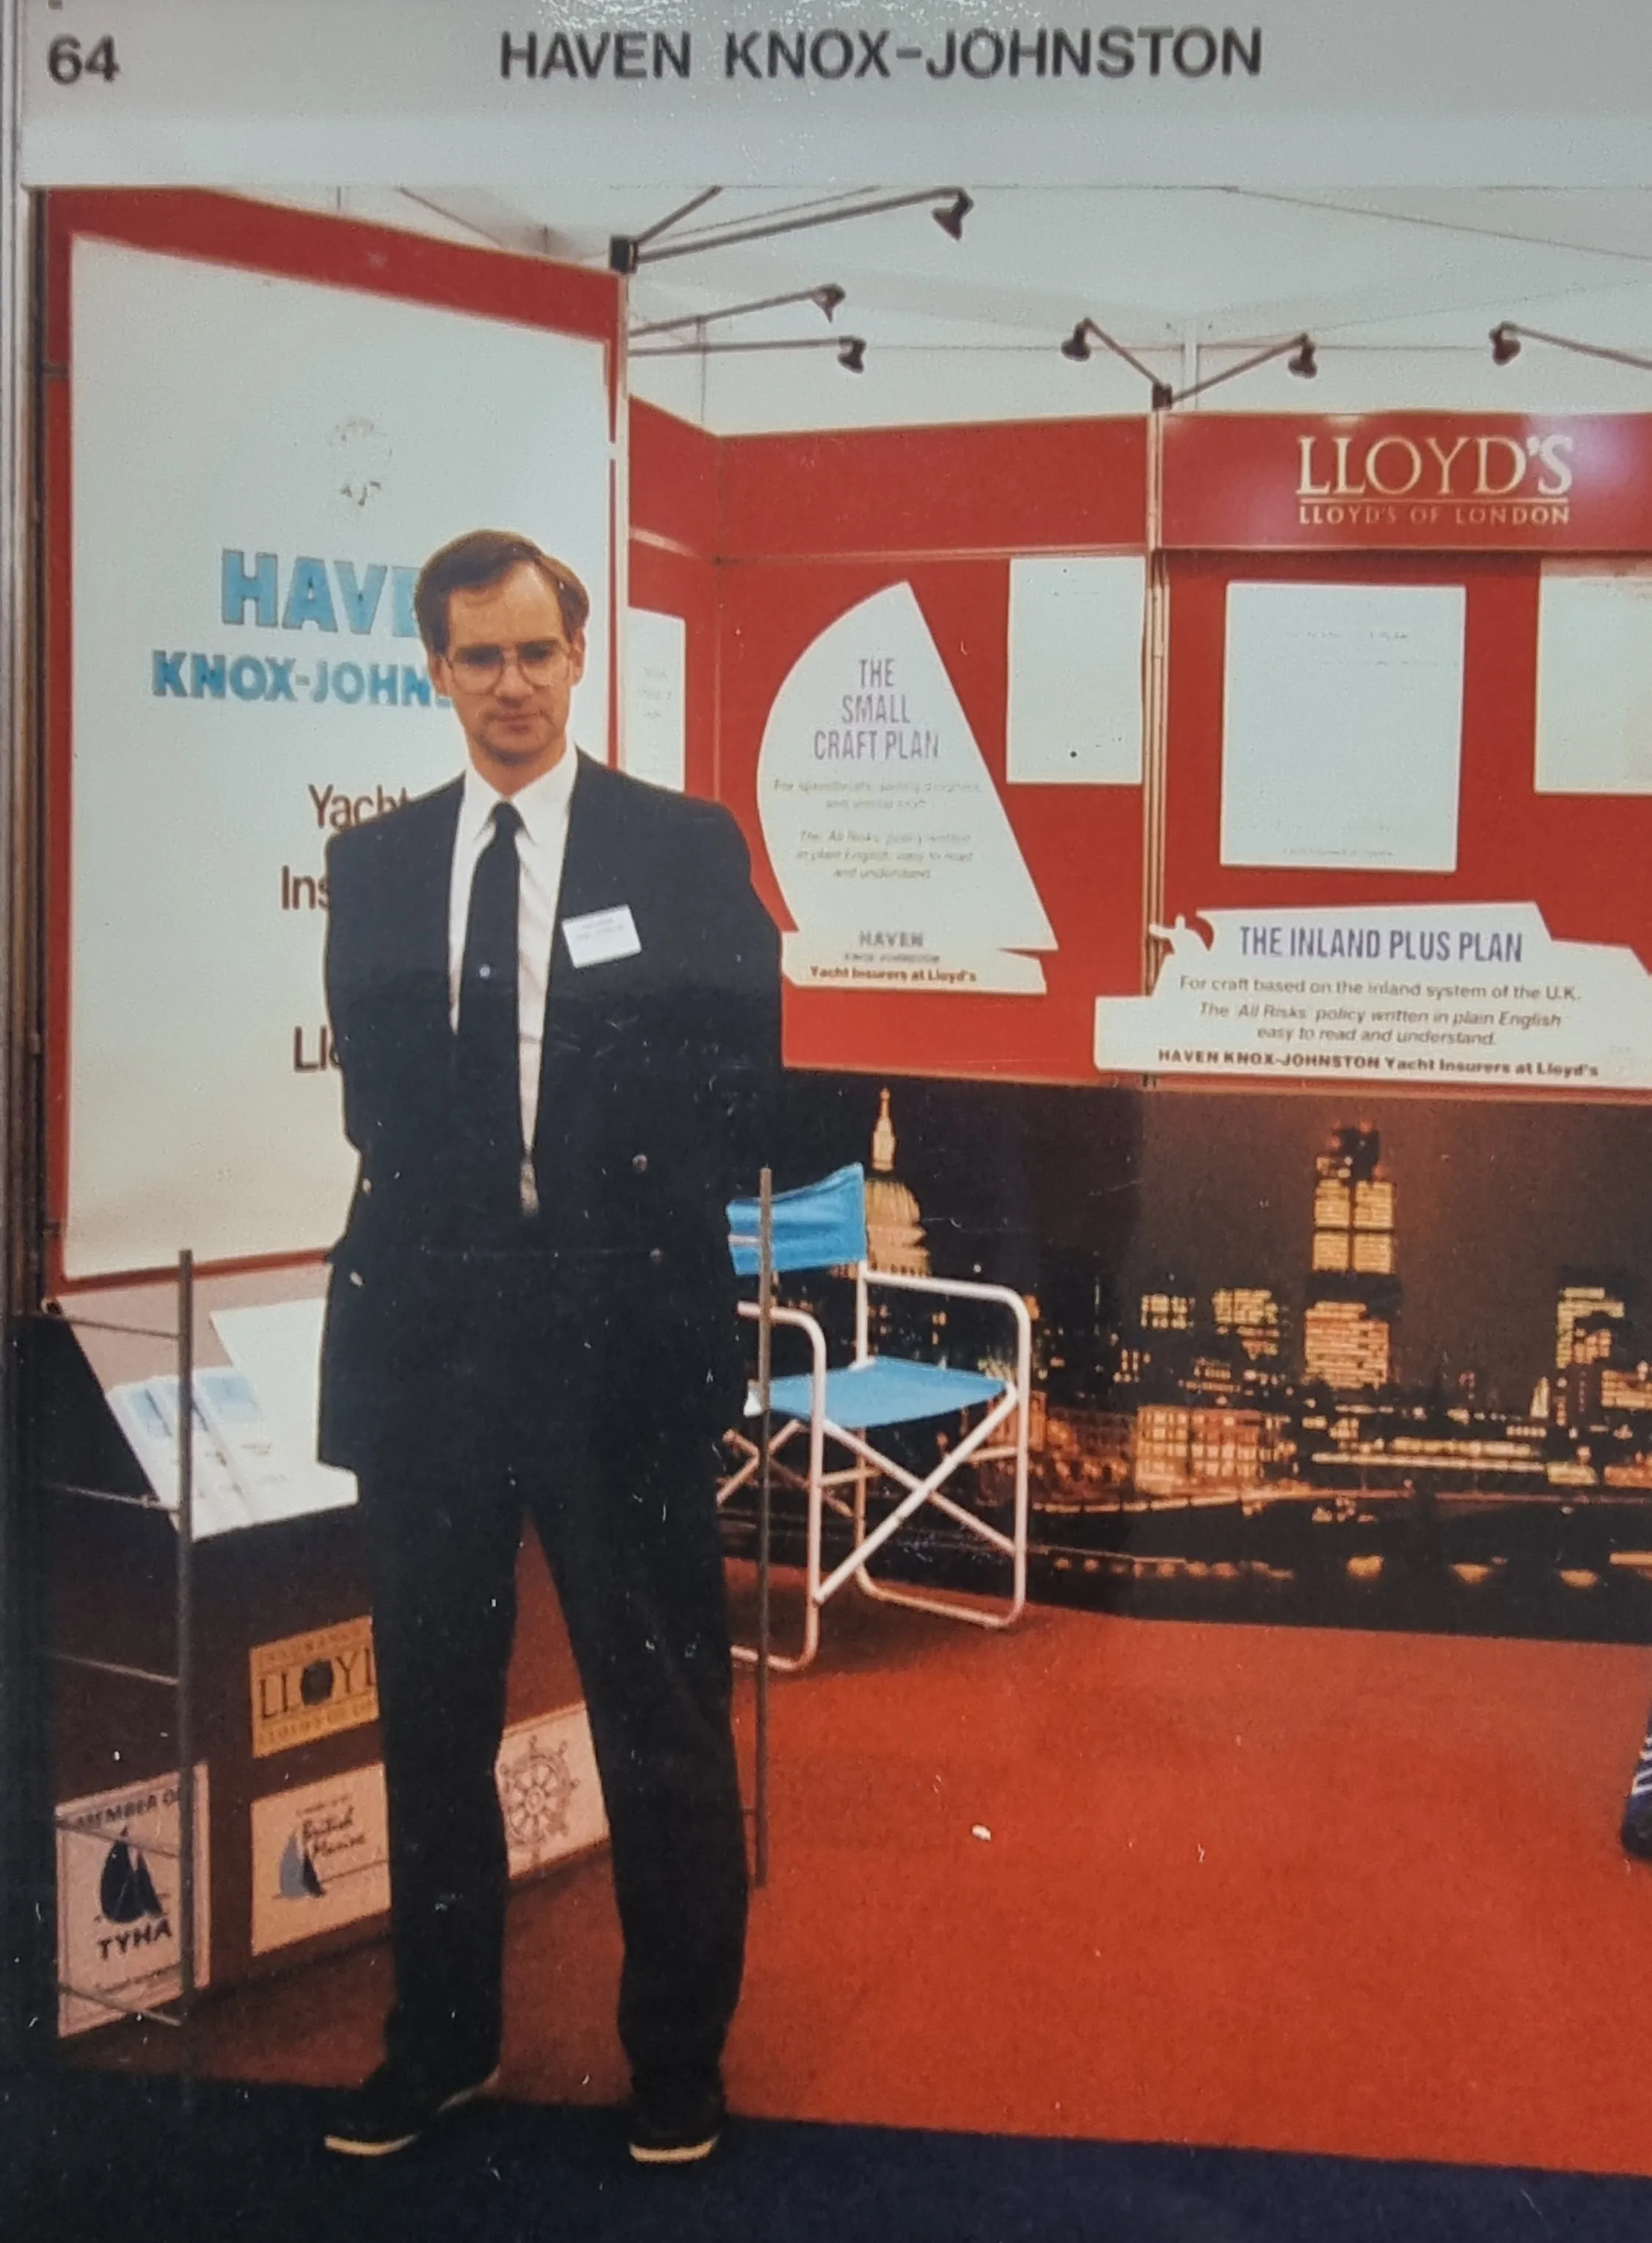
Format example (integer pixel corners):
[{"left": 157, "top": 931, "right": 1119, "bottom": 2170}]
[
  {"left": 249, "top": 1617, "right": 378, "bottom": 1759},
  {"left": 56, "top": 1768, "right": 211, "bottom": 2038}
]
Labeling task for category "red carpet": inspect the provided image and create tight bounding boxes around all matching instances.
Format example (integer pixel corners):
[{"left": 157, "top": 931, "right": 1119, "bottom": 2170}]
[{"left": 77, "top": 1584, "right": 1652, "bottom": 2178}]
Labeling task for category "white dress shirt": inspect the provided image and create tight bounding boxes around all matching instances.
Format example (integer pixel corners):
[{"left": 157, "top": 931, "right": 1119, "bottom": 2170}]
[{"left": 447, "top": 747, "right": 580, "bottom": 1189}]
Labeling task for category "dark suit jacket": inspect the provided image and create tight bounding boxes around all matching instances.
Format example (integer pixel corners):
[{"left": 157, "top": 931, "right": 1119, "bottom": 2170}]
[{"left": 318, "top": 753, "right": 781, "bottom": 1473}]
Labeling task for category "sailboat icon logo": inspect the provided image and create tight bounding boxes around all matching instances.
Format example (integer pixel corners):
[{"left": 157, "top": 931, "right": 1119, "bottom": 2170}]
[
  {"left": 278, "top": 1832, "right": 325, "bottom": 1900},
  {"left": 757, "top": 582, "right": 1056, "bottom": 996},
  {"left": 99, "top": 1836, "right": 164, "bottom": 1925}
]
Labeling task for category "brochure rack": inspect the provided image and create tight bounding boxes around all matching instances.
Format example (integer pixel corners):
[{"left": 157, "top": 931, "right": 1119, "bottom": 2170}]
[{"left": 42, "top": 1252, "right": 199, "bottom": 2062}]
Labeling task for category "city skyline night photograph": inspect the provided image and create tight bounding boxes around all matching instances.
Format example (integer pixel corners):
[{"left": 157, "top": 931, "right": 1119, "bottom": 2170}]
[{"left": 751, "top": 1075, "right": 1652, "bottom": 1642}]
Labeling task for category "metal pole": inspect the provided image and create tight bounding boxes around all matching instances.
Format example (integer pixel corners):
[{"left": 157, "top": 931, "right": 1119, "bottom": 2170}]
[
  {"left": 0, "top": 0, "right": 43, "bottom": 2072},
  {"left": 174, "top": 1251, "right": 196, "bottom": 2099},
  {"left": 1141, "top": 409, "right": 1171, "bottom": 1000},
  {"left": 753, "top": 1170, "right": 773, "bottom": 1887}
]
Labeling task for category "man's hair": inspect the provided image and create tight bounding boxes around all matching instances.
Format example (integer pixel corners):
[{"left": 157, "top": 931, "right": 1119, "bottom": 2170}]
[{"left": 414, "top": 530, "right": 591, "bottom": 656}]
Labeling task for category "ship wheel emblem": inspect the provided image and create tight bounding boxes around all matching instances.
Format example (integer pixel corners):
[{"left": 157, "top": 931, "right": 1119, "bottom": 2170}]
[{"left": 500, "top": 1740, "right": 577, "bottom": 1852}]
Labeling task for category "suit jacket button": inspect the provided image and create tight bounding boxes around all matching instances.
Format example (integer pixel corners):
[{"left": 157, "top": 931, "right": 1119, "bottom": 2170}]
[
  {"left": 348, "top": 1270, "right": 365, "bottom": 1289},
  {"left": 359, "top": 1177, "right": 373, "bottom": 1196},
  {"left": 632, "top": 1152, "right": 648, "bottom": 1174},
  {"left": 648, "top": 1248, "right": 665, "bottom": 1266}
]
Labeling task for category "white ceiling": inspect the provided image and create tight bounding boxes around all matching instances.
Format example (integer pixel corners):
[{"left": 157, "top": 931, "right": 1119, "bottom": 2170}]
[{"left": 296, "top": 185, "right": 1652, "bottom": 429}]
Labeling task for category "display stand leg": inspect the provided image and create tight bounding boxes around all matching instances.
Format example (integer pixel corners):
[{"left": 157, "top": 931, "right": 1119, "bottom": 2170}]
[
  {"left": 174, "top": 1251, "right": 196, "bottom": 2110},
  {"left": 753, "top": 1170, "right": 773, "bottom": 1889}
]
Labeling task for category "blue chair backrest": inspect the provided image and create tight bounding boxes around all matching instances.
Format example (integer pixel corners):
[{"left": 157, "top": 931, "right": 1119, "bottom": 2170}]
[{"left": 728, "top": 1164, "right": 868, "bottom": 1277}]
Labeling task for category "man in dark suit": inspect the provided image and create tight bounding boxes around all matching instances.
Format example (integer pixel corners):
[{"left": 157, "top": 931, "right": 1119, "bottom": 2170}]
[{"left": 318, "top": 530, "right": 779, "bottom": 2165}]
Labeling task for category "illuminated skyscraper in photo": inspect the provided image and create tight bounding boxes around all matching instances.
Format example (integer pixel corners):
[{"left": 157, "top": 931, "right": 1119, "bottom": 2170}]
[
  {"left": 1555, "top": 1281, "right": 1625, "bottom": 1372},
  {"left": 1140, "top": 1284, "right": 1194, "bottom": 1333},
  {"left": 1303, "top": 1298, "right": 1392, "bottom": 1391},
  {"left": 1213, "top": 1287, "right": 1283, "bottom": 1362},
  {"left": 1303, "top": 1125, "right": 1398, "bottom": 1393},
  {"left": 1310, "top": 1125, "right": 1395, "bottom": 1278},
  {"left": 1552, "top": 1278, "right": 1631, "bottom": 1427}
]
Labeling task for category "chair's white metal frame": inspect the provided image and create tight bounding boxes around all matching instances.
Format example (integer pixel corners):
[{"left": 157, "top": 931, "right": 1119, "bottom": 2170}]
[{"left": 720, "top": 1259, "right": 1031, "bottom": 1673}]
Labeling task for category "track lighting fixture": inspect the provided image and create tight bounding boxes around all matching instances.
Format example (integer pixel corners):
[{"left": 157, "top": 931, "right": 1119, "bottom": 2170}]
[
  {"left": 628, "top": 284, "right": 847, "bottom": 341},
  {"left": 611, "top": 186, "right": 973, "bottom": 272},
  {"left": 1171, "top": 332, "right": 1318, "bottom": 407},
  {"left": 1489, "top": 321, "right": 1652, "bottom": 376},
  {"left": 1059, "top": 318, "right": 1174, "bottom": 409},
  {"left": 628, "top": 333, "right": 868, "bottom": 373}
]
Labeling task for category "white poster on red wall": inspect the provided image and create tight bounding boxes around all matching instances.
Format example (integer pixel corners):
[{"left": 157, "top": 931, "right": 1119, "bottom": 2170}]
[
  {"left": 757, "top": 582, "right": 1056, "bottom": 995},
  {"left": 56, "top": 1766, "right": 211, "bottom": 2038},
  {"left": 67, "top": 238, "right": 612, "bottom": 1278},
  {"left": 1096, "top": 904, "right": 1652, "bottom": 1088}
]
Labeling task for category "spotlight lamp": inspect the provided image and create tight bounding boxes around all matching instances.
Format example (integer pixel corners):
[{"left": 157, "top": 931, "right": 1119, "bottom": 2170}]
[
  {"left": 1488, "top": 320, "right": 1652, "bottom": 376},
  {"left": 1161, "top": 330, "right": 1322, "bottom": 408},
  {"left": 838, "top": 336, "right": 867, "bottom": 373},
  {"left": 1490, "top": 322, "right": 1521, "bottom": 365},
  {"left": 813, "top": 284, "right": 848, "bottom": 320},
  {"left": 1060, "top": 315, "right": 1172, "bottom": 408},
  {"left": 932, "top": 190, "right": 973, "bottom": 241}
]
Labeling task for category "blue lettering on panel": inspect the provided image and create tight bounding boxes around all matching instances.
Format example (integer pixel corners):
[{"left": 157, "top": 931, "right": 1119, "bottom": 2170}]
[
  {"left": 221, "top": 549, "right": 278, "bottom": 628},
  {"left": 282, "top": 557, "right": 338, "bottom": 634},
  {"left": 336, "top": 560, "right": 387, "bottom": 635}
]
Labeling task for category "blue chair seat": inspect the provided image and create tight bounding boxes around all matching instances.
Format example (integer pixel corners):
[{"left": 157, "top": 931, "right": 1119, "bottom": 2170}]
[{"left": 766, "top": 1356, "right": 1005, "bottom": 1432}]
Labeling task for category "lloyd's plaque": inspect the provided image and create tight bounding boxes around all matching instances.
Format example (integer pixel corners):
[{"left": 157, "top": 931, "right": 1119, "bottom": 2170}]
[{"left": 249, "top": 1616, "right": 378, "bottom": 1758}]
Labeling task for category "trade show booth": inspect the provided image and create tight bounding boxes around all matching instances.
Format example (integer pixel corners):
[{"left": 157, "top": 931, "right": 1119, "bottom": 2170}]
[{"left": 28, "top": 182, "right": 1652, "bottom": 2174}]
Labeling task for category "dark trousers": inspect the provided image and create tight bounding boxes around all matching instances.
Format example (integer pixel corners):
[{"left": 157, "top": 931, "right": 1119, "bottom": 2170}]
[{"left": 356, "top": 1267, "right": 748, "bottom": 2091}]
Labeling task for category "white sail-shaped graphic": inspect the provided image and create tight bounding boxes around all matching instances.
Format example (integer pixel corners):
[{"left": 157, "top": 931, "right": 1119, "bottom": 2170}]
[{"left": 759, "top": 583, "right": 1056, "bottom": 995}]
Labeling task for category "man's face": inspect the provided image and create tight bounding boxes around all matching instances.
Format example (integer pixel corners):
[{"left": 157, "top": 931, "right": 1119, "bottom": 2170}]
[{"left": 429, "top": 562, "right": 587, "bottom": 791}]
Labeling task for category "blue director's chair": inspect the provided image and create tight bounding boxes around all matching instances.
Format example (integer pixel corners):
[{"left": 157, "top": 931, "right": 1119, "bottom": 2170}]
[{"left": 722, "top": 1164, "right": 1031, "bottom": 1675}]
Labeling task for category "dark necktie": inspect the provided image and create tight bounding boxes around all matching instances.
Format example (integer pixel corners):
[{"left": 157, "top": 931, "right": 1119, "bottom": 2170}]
[{"left": 456, "top": 800, "right": 523, "bottom": 1217}]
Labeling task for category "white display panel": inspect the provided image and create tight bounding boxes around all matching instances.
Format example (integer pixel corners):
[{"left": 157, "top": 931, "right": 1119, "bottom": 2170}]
[
  {"left": 1535, "top": 565, "right": 1652, "bottom": 794},
  {"left": 67, "top": 238, "right": 612, "bottom": 1277},
  {"left": 623, "top": 607, "right": 687, "bottom": 793},
  {"left": 1006, "top": 555, "right": 1145, "bottom": 786},
  {"left": 56, "top": 1766, "right": 211, "bottom": 2037},
  {"left": 1219, "top": 581, "right": 1466, "bottom": 873},
  {"left": 250, "top": 1763, "right": 390, "bottom": 1955},
  {"left": 756, "top": 582, "right": 1056, "bottom": 995}
]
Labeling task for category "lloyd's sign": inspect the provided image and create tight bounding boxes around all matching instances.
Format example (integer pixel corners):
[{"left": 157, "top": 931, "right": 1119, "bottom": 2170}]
[{"left": 1160, "top": 415, "right": 1652, "bottom": 551}]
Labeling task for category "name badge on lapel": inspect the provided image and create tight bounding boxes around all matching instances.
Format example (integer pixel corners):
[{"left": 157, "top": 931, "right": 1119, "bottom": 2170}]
[{"left": 562, "top": 903, "right": 642, "bottom": 969}]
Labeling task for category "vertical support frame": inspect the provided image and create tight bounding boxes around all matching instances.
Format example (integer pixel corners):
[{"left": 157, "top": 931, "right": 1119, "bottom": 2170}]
[
  {"left": 0, "top": 0, "right": 46, "bottom": 2068},
  {"left": 174, "top": 1249, "right": 196, "bottom": 2079},
  {"left": 1141, "top": 407, "right": 1172, "bottom": 995}
]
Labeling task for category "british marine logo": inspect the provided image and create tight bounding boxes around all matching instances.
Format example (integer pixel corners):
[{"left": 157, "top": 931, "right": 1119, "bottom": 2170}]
[
  {"left": 500, "top": 1739, "right": 579, "bottom": 1854},
  {"left": 277, "top": 1833, "right": 326, "bottom": 1900}
]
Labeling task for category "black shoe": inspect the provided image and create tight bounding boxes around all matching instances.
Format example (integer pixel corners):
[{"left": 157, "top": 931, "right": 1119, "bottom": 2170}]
[
  {"left": 627, "top": 2071, "right": 727, "bottom": 2166},
  {"left": 1623, "top": 1799, "right": 1652, "bottom": 1862},
  {"left": 323, "top": 2060, "right": 501, "bottom": 2157}
]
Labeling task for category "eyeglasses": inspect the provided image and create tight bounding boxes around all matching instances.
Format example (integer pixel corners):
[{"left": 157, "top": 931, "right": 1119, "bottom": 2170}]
[{"left": 447, "top": 638, "right": 574, "bottom": 689}]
